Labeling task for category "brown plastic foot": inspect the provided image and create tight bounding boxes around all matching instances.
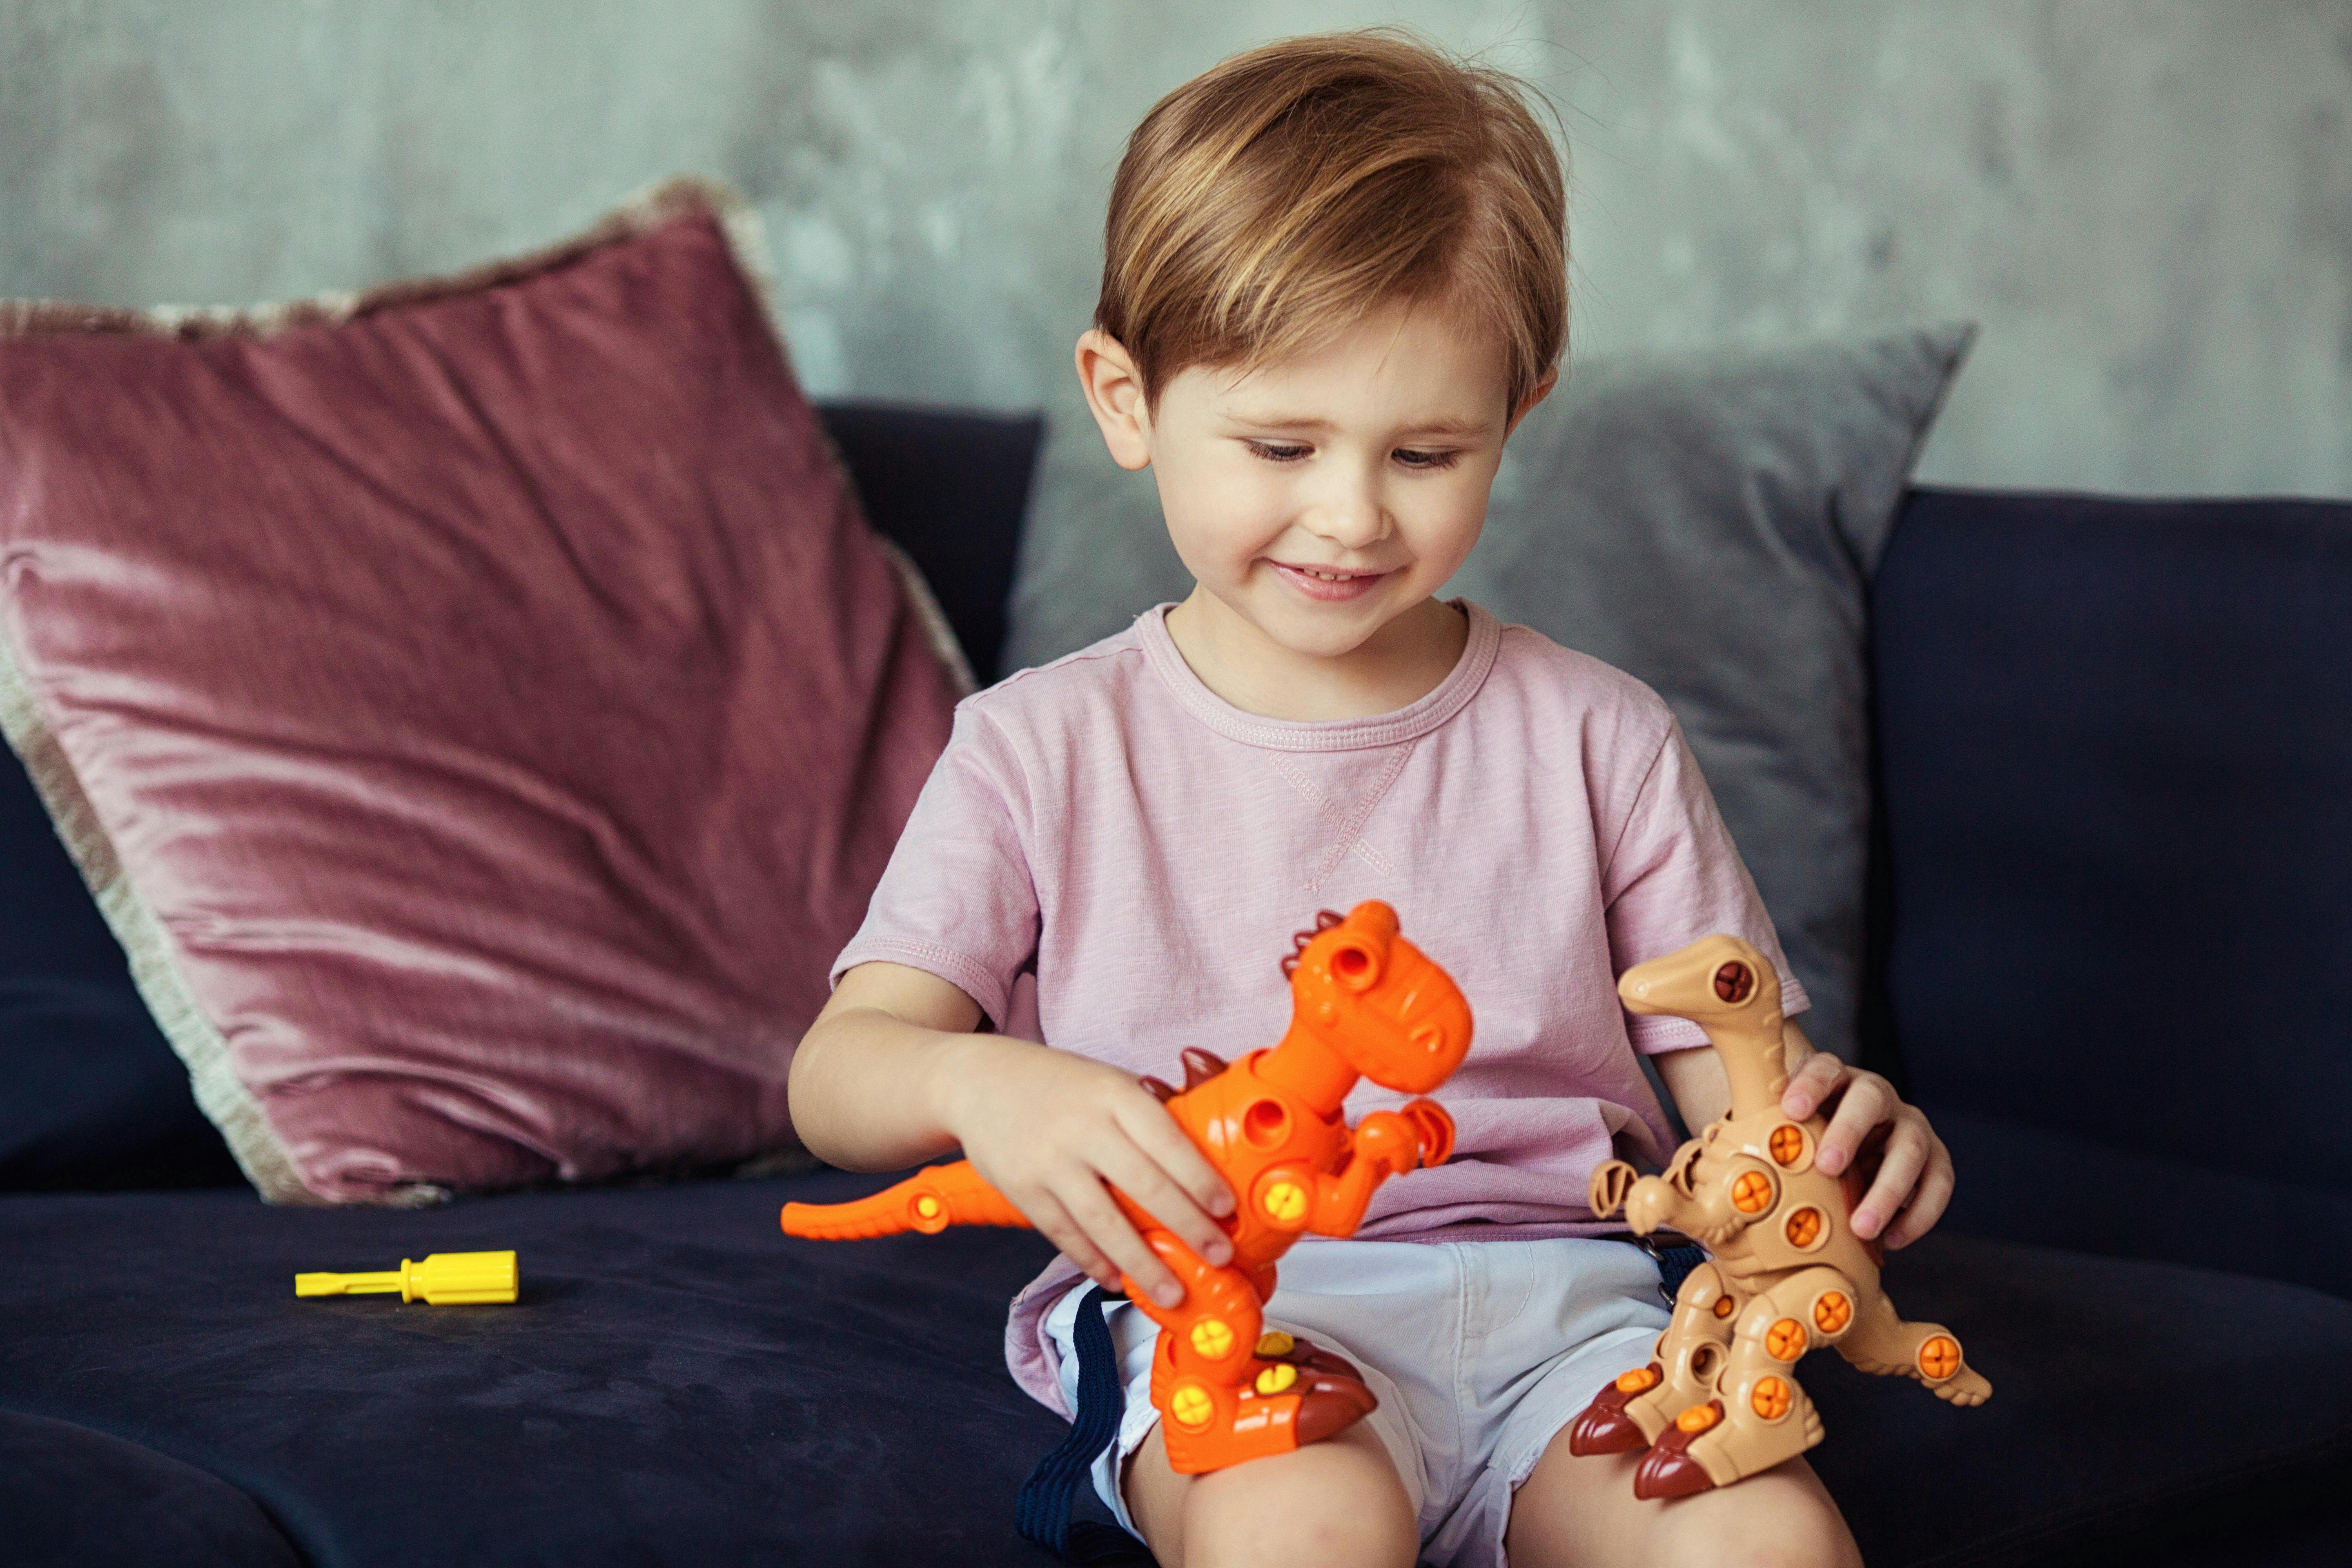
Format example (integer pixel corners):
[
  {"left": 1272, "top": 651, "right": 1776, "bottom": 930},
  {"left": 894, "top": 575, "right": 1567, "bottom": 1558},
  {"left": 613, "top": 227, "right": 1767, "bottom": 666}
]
[
  {"left": 1633, "top": 1403, "right": 1722, "bottom": 1501},
  {"left": 1293, "top": 1381, "right": 1378, "bottom": 1443},
  {"left": 1568, "top": 1362, "right": 1664, "bottom": 1456}
]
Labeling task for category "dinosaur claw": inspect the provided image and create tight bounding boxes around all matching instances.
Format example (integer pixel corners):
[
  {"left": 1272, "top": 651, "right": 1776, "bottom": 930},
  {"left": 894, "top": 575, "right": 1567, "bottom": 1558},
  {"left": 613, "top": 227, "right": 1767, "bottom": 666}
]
[
  {"left": 1632, "top": 1405, "right": 1722, "bottom": 1501},
  {"left": 1568, "top": 1403, "right": 1651, "bottom": 1456},
  {"left": 1566, "top": 1362, "right": 1661, "bottom": 1456},
  {"left": 1293, "top": 1383, "right": 1377, "bottom": 1444}
]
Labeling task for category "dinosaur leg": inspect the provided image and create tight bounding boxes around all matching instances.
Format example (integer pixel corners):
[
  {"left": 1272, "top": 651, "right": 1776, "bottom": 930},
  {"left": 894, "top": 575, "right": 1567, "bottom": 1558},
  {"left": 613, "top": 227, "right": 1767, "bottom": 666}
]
[
  {"left": 1834, "top": 1288, "right": 1991, "bottom": 1405},
  {"left": 1570, "top": 1261, "right": 1744, "bottom": 1455},
  {"left": 1634, "top": 1266, "right": 1853, "bottom": 1500},
  {"left": 1127, "top": 1229, "right": 1375, "bottom": 1475}
]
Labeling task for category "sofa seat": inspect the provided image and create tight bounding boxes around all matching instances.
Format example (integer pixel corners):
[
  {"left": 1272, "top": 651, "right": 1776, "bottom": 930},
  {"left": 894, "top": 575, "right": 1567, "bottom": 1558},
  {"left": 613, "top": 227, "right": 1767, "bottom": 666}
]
[{"left": 3, "top": 1168, "right": 2345, "bottom": 1568}]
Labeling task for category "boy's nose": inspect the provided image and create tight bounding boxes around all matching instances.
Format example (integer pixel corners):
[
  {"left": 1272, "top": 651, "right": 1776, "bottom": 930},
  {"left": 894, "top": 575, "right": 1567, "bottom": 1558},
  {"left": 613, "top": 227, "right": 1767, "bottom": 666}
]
[{"left": 1302, "top": 486, "right": 1392, "bottom": 549}]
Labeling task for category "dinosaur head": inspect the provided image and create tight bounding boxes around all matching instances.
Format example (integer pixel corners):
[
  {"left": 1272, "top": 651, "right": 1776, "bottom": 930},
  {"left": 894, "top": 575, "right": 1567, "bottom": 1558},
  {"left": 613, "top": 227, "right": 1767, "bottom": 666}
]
[
  {"left": 1618, "top": 934, "right": 1789, "bottom": 1118},
  {"left": 1285, "top": 901, "right": 1473, "bottom": 1096}
]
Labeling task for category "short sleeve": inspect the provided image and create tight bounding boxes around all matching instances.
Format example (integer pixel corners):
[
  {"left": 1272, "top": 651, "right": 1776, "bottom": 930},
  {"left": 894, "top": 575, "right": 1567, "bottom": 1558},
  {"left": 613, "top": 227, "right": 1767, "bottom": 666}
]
[
  {"left": 830, "top": 705, "right": 1041, "bottom": 1029},
  {"left": 1601, "top": 721, "right": 1810, "bottom": 1054}
]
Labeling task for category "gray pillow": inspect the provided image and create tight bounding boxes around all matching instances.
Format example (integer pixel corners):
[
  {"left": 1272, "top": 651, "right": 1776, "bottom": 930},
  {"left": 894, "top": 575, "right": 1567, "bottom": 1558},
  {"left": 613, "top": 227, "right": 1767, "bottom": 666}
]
[{"left": 1002, "top": 326, "right": 1976, "bottom": 1062}]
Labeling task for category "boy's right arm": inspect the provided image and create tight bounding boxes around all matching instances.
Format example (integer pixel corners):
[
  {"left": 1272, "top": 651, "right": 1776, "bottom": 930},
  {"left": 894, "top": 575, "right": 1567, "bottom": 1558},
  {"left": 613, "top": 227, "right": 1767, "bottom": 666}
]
[{"left": 788, "top": 960, "right": 1238, "bottom": 1309}]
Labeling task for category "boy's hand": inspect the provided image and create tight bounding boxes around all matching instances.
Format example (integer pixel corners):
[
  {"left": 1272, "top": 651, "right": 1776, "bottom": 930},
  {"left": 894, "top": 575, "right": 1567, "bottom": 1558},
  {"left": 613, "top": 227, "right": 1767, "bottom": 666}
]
[
  {"left": 1778, "top": 1055, "right": 1954, "bottom": 1249},
  {"left": 935, "top": 1035, "right": 1238, "bottom": 1310}
]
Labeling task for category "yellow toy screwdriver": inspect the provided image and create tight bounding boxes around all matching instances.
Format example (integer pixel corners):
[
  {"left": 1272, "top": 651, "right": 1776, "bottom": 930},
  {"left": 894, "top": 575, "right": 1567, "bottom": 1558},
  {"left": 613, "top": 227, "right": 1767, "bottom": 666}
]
[{"left": 294, "top": 1251, "right": 518, "bottom": 1305}]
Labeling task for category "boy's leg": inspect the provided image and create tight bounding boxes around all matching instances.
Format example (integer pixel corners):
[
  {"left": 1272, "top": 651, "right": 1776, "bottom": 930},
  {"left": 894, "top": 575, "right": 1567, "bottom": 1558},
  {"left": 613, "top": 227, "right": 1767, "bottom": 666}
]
[
  {"left": 1125, "top": 1417, "right": 1419, "bottom": 1568},
  {"left": 1504, "top": 1439, "right": 1860, "bottom": 1568}
]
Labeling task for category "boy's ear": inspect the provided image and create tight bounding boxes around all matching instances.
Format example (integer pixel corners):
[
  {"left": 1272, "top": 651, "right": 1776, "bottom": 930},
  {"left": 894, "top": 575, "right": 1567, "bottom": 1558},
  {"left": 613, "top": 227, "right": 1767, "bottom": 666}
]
[
  {"left": 1076, "top": 330, "right": 1154, "bottom": 472},
  {"left": 1503, "top": 366, "right": 1559, "bottom": 440}
]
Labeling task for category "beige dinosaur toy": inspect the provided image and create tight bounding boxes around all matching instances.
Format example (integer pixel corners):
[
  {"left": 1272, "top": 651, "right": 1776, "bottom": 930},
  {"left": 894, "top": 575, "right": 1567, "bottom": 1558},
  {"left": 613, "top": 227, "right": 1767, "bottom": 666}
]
[{"left": 1570, "top": 934, "right": 1991, "bottom": 1499}]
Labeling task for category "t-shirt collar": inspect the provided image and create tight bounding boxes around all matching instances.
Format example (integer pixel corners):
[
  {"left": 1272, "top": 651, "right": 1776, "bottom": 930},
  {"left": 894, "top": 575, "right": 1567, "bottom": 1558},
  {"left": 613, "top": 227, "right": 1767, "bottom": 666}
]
[{"left": 1134, "top": 599, "right": 1502, "bottom": 753}]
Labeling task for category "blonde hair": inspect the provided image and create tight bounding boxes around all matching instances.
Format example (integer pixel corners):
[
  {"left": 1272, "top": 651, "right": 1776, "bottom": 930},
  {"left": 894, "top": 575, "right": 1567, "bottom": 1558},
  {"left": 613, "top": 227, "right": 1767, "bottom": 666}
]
[{"left": 1097, "top": 30, "right": 1567, "bottom": 412}]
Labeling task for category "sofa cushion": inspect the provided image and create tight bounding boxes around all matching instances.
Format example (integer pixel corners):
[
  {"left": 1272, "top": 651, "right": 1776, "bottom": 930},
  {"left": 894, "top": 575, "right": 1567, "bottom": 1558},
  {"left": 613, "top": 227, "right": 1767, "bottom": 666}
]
[
  {"left": 1, "top": 1177, "right": 2343, "bottom": 1568},
  {"left": 0, "top": 401, "right": 1042, "bottom": 1196},
  {"left": 1003, "top": 329, "right": 1973, "bottom": 1064},
  {"left": 1870, "top": 487, "right": 2352, "bottom": 1298},
  {"left": 0, "top": 182, "right": 969, "bottom": 1204}
]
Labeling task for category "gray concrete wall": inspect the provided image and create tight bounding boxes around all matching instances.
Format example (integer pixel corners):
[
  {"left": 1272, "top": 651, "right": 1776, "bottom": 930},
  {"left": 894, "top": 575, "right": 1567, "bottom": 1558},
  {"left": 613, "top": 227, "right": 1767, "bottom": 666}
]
[{"left": 5, "top": 0, "right": 2348, "bottom": 497}]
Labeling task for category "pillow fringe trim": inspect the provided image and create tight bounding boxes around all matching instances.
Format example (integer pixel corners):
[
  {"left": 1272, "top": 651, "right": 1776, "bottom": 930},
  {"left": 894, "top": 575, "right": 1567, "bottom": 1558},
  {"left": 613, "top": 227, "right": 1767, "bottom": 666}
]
[{"left": 0, "top": 623, "right": 326, "bottom": 1204}]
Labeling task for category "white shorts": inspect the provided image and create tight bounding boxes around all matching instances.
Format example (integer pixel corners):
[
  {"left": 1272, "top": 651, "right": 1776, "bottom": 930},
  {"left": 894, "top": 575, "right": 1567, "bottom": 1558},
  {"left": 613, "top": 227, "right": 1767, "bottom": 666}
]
[{"left": 1042, "top": 1235, "right": 1670, "bottom": 1568}]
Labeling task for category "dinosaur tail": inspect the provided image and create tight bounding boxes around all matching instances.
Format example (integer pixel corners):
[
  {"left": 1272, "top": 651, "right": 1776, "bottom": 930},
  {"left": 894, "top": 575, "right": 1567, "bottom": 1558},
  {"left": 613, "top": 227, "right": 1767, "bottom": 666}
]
[{"left": 781, "top": 1161, "right": 1032, "bottom": 1240}]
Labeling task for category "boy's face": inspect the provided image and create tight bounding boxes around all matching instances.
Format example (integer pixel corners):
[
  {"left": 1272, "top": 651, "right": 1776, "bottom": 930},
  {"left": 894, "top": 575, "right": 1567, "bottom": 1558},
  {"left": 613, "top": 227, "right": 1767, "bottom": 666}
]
[{"left": 1080, "top": 299, "right": 1540, "bottom": 664}]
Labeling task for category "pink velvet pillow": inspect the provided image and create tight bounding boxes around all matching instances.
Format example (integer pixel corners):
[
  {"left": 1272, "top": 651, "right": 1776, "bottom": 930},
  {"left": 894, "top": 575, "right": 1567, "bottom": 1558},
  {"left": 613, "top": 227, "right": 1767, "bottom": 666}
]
[{"left": 0, "top": 182, "right": 967, "bottom": 1203}]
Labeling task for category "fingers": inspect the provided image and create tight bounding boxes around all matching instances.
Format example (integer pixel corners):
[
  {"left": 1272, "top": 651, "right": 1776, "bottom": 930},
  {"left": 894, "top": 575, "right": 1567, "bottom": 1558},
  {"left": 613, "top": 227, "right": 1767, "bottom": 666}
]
[
  {"left": 1880, "top": 1131, "right": 1956, "bottom": 1249},
  {"left": 1849, "top": 1112, "right": 1933, "bottom": 1242},
  {"left": 1778, "top": 1052, "right": 1846, "bottom": 1124},
  {"left": 1051, "top": 1169, "right": 1187, "bottom": 1308},
  {"left": 1812, "top": 1068, "right": 1895, "bottom": 1176},
  {"left": 1116, "top": 1094, "right": 1238, "bottom": 1224},
  {"left": 1094, "top": 1131, "right": 1235, "bottom": 1271}
]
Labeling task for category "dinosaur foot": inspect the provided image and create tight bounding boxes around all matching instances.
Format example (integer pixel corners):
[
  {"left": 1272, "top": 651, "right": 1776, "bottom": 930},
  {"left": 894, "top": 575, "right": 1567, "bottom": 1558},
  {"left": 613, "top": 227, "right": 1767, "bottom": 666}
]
[
  {"left": 1929, "top": 1366, "right": 1991, "bottom": 1406},
  {"left": 1157, "top": 1342, "right": 1378, "bottom": 1474},
  {"left": 1569, "top": 1362, "right": 1666, "bottom": 1456},
  {"left": 1632, "top": 1402, "right": 1722, "bottom": 1500}
]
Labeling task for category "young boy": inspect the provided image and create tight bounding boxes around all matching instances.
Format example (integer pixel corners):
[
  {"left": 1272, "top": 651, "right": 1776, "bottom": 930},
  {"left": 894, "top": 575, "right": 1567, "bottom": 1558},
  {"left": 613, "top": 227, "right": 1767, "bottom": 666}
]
[{"left": 789, "top": 31, "right": 1953, "bottom": 1568}]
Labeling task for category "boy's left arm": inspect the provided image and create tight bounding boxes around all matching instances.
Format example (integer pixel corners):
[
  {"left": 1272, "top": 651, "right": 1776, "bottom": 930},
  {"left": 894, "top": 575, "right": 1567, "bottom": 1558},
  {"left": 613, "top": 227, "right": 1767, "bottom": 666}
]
[{"left": 1653, "top": 1023, "right": 1956, "bottom": 1248}]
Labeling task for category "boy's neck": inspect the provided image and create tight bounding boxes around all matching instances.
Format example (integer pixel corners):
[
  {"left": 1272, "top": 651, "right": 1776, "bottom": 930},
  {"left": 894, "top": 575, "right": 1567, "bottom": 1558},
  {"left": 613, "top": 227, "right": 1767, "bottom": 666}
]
[{"left": 1164, "top": 591, "right": 1469, "bottom": 723}]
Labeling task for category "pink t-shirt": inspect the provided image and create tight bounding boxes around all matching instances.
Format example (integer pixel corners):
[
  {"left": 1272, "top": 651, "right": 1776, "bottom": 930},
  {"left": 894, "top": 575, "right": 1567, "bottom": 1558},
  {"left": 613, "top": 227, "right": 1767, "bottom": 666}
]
[{"left": 831, "top": 601, "right": 1804, "bottom": 1412}]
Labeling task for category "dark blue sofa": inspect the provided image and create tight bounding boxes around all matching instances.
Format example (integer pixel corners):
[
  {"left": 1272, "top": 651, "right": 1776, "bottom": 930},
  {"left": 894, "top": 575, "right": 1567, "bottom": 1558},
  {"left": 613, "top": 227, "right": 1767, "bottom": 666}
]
[{"left": 4, "top": 408, "right": 2347, "bottom": 1567}]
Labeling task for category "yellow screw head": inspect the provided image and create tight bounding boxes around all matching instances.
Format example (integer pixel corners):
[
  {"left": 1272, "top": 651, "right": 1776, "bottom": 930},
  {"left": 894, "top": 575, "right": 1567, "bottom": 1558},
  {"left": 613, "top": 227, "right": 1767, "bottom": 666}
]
[
  {"left": 1262, "top": 1180, "right": 1308, "bottom": 1225},
  {"left": 914, "top": 1196, "right": 942, "bottom": 1220},
  {"left": 1255, "top": 1330, "right": 1296, "bottom": 1359},
  {"left": 1254, "top": 1363, "right": 1299, "bottom": 1396},
  {"left": 1189, "top": 1318, "right": 1236, "bottom": 1360},
  {"left": 1168, "top": 1382, "right": 1215, "bottom": 1432}
]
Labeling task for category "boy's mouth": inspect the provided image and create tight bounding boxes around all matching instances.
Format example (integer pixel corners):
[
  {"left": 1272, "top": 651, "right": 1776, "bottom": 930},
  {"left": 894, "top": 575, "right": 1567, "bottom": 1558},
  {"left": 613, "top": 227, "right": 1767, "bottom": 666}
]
[{"left": 1269, "top": 561, "right": 1389, "bottom": 602}]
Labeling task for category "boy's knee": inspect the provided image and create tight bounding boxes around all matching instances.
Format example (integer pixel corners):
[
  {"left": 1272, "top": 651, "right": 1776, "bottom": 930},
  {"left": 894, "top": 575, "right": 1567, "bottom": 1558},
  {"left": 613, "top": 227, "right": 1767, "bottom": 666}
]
[{"left": 1174, "top": 1429, "right": 1417, "bottom": 1568}]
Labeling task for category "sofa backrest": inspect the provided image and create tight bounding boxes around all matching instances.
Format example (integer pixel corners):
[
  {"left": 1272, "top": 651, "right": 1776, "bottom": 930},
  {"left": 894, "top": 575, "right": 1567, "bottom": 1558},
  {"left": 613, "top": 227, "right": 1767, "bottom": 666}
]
[{"left": 1867, "top": 486, "right": 2352, "bottom": 1299}]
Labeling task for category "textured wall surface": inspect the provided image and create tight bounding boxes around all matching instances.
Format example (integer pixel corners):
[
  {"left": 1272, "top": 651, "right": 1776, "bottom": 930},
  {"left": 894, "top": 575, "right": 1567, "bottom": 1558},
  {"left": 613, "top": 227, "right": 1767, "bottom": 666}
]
[{"left": 5, "top": 0, "right": 2348, "bottom": 497}]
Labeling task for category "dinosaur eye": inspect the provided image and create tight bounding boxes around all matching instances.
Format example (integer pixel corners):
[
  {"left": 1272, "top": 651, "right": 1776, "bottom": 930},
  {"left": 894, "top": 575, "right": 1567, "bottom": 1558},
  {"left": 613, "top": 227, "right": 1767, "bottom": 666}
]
[
  {"left": 1713, "top": 962, "right": 1754, "bottom": 1003},
  {"left": 1411, "top": 1024, "right": 1446, "bottom": 1055}
]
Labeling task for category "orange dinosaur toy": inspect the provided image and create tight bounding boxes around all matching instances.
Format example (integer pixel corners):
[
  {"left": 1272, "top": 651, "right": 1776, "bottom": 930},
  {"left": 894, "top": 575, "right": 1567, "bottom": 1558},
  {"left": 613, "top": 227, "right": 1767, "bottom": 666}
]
[
  {"left": 781, "top": 900, "right": 1470, "bottom": 1474},
  {"left": 1569, "top": 935, "right": 1991, "bottom": 1499}
]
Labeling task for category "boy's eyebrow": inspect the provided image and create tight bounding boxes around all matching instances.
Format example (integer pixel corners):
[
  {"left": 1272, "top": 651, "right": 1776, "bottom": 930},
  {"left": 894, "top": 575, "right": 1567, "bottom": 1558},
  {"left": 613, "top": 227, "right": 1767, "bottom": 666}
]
[{"left": 1223, "top": 411, "right": 1492, "bottom": 438}]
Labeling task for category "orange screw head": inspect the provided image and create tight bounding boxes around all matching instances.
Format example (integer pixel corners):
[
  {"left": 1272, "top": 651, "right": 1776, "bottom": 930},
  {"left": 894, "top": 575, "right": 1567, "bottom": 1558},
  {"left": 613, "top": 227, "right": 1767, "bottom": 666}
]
[
  {"left": 1712, "top": 1294, "right": 1737, "bottom": 1319},
  {"left": 1731, "top": 1171, "right": 1775, "bottom": 1214},
  {"left": 1765, "top": 1318, "right": 1808, "bottom": 1361},
  {"left": 1676, "top": 1401, "right": 1723, "bottom": 1434},
  {"left": 1919, "top": 1335, "right": 1962, "bottom": 1381},
  {"left": 1813, "top": 1292, "right": 1852, "bottom": 1333},
  {"left": 1769, "top": 1125, "right": 1806, "bottom": 1166},
  {"left": 1784, "top": 1207, "right": 1824, "bottom": 1247},
  {"left": 1751, "top": 1376, "right": 1793, "bottom": 1421},
  {"left": 1615, "top": 1365, "right": 1662, "bottom": 1394}
]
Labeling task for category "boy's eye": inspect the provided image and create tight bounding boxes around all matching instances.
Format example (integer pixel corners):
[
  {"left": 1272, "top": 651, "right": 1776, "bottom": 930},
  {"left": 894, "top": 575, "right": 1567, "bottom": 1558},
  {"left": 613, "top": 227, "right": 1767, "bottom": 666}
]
[
  {"left": 1393, "top": 448, "right": 1461, "bottom": 471},
  {"left": 1245, "top": 440, "right": 1312, "bottom": 463}
]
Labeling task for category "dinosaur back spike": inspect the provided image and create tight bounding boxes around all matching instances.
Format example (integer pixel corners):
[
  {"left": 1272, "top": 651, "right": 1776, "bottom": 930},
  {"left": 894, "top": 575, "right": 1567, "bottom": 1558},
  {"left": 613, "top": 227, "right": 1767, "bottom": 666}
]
[
  {"left": 1181, "top": 1048, "right": 1229, "bottom": 1089},
  {"left": 1139, "top": 1075, "right": 1178, "bottom": 1103},
  {"left": 781, "top": 1161, "right": 1031, "bottom": 1240}
]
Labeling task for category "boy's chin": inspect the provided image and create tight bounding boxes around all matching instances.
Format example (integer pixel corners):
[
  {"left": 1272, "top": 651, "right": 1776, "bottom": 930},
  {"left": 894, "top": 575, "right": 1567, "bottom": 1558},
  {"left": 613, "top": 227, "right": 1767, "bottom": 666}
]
[{"left": 1226, "top": 588, "right": 1403, "bottom": 661}]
